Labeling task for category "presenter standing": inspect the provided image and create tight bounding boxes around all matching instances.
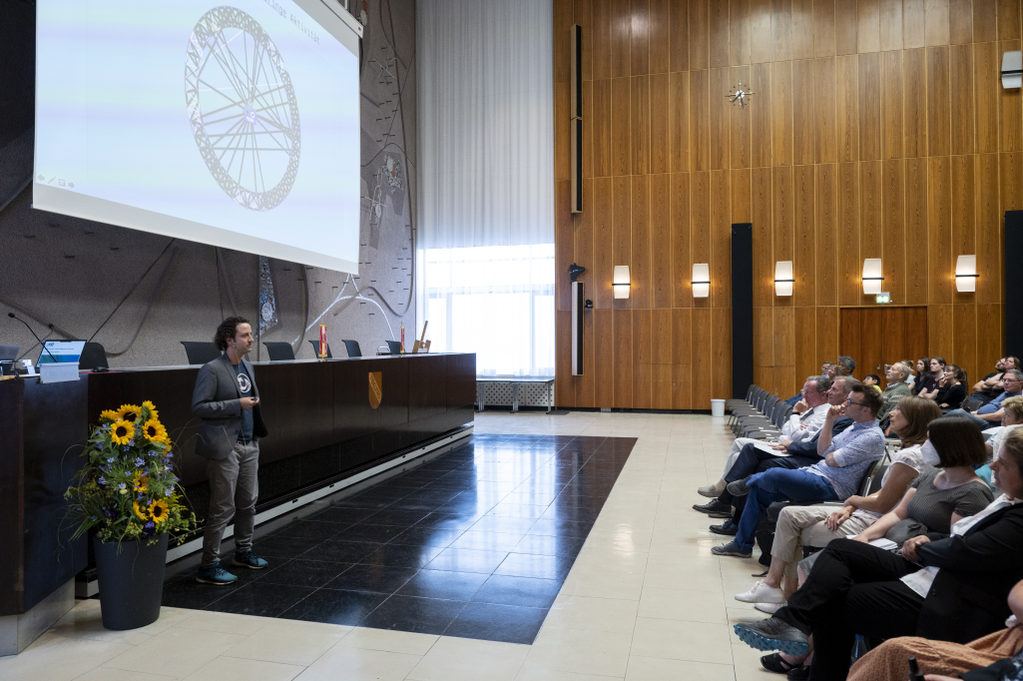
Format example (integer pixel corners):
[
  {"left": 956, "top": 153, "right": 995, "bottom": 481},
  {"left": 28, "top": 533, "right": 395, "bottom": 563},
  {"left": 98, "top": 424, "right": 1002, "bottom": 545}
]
[{"left": 192, "top": 317, "right": 270, "bottom": 585}]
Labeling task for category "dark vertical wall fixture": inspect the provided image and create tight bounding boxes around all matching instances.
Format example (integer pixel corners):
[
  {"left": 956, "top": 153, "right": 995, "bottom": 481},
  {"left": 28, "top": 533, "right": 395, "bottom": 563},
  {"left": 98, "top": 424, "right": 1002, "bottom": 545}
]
[
  {"left": 1006, "top": 211, "right": 1023, "bottom": 358},
  {"left": 570, "top": 24, "right": 582, "bottom": 214},
  {"left": 731, "top": 223, "right": 753, "bottom": 399}
]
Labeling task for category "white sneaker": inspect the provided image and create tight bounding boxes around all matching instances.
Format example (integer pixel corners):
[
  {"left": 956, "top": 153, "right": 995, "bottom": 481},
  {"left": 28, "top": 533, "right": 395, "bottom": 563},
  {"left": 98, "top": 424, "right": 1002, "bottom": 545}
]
[
  {"left": 698, "top": 481, "right": 725, "bottom": 498},
  {"left": 755, "top": 601, "right": 785, "bottom": 614},
  {"left": 734, "top": 580, "right": 786, "bottom": 604}
]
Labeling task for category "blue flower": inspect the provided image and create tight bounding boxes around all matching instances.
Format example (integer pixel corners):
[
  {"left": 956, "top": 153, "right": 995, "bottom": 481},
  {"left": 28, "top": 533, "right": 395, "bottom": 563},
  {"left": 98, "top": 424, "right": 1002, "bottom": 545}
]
[
  {"left": 107, "top": 457, "right": 115, "bottom": 463},
  {"left": 118, "top": 482, "right": 126, "bottom": 490},
  {"left": 135, "top": 457, "right": 144, "bottom": 467},
  {"left": 98, "top": 476, "right": 106, "bottom": 485},
  {"left": 165, "top": 487, "right": 174, "bottom": 496},
  {"left": 92, "top": 516, "right": 97, "bottom": 521},
  {"left": 143, "top": 521, "right": 156, "bottom": 537}
]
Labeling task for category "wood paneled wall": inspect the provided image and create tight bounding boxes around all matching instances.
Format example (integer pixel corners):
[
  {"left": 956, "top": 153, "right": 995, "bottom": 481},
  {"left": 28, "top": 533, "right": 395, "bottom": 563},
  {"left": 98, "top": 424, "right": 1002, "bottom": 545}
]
[{"left": 554, "top": 0, "right": 1023, "bottom": 409}]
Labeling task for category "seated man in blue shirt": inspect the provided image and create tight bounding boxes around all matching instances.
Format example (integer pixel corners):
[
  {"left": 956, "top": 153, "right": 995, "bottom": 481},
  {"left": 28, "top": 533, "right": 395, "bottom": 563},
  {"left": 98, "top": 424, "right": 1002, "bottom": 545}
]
[
  {"left": 946, "top": 369, "right": 1023, "bottom": 430},
  {"left": 712, "top": 383, "right": 886, "bottom": 559}
]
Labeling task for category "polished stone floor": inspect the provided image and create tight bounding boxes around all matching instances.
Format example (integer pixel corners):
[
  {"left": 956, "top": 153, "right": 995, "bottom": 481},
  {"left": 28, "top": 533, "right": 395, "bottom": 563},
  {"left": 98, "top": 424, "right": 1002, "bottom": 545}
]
[
  {"left": 3, "top": 412, "right": 773, "bottom": 681},
  {"left": 161, "top": 433, "right": 636, "bottom": 644}
]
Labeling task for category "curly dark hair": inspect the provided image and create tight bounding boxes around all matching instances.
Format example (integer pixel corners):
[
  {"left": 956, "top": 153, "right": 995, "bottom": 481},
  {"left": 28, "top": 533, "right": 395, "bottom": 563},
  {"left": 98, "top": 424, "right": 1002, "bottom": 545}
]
[{"left": 213, "top": 316, "right": 250, "bottom": 351}]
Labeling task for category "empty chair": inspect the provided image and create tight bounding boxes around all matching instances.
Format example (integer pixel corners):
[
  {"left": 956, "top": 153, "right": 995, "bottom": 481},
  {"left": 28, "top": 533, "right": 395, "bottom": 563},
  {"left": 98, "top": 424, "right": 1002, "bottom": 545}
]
[
  {"left": 180, "top": 341, "right": 221, "bottom": 365},
  {"left": 308, "top": 340, "right": 332, "bottom": 358},
  {"left": 385, "top": 340, "right": 402, "bottom": 355},
  {"left": 341, "top": 339, "right": 362, "bottom": 358},
  {"left": 79, "top": 342, "right": 109, "bottom": 371},
  {"left": 263, "top": 342, "right": 295, "bottom": 361}
]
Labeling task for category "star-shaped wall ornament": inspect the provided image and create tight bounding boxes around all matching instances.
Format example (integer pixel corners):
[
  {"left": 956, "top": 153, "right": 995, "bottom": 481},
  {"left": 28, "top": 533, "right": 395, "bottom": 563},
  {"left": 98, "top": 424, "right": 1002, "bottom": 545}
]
[{"left": 727, "top": 81, "right": 755, "bottom": 108}]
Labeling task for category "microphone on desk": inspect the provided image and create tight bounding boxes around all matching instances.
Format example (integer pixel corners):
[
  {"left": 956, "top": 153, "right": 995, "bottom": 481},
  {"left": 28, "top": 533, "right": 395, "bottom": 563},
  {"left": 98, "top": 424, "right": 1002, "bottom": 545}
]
[{"left": 7, "top": 313, "right": 59, "bottom": 364}]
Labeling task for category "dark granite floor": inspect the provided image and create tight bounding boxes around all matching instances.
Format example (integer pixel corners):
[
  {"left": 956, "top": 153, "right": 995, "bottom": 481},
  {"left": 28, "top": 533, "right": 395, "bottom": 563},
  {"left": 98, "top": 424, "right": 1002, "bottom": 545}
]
[{"left": 161, "top": 433, "right": 636, "bottom": 644}]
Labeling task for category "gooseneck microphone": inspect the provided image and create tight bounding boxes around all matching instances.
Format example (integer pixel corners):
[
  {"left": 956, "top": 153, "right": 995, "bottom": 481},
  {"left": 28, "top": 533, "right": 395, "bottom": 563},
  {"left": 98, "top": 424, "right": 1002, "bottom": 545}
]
[{"left": 7, "top": 312, "right": 59, "bottom": 364}]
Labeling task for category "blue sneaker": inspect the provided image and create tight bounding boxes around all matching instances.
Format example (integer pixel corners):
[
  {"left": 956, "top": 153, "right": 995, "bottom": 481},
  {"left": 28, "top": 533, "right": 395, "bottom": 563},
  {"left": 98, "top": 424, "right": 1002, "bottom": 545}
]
[
  {"left": 232, "top": 550, "right": 268, "bottom": 570},
  {"left": 195, "top": 562, "right": 238, "bottom": 585}
]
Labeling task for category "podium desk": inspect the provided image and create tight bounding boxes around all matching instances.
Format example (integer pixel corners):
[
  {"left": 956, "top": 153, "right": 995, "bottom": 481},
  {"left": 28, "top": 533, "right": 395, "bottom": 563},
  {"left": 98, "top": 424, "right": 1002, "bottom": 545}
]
[{"left": 0, "top": 352, "right": 474, "bottom": 622}]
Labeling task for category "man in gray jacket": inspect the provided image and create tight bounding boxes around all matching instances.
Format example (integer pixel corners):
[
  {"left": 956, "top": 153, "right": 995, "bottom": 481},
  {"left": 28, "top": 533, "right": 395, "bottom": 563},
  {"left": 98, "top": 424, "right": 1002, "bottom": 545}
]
[{"left": 192, "top": 316, "right": 270, "bottom": 585}]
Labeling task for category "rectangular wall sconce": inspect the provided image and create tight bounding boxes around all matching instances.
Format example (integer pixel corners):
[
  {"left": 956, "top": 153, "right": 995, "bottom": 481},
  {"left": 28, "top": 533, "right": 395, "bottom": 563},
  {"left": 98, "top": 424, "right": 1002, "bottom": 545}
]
[
  {"left": 1003, "top": 50, "right": 1022, "bottom": 89},
  {"left": 692, "top": 263, "right": 710, "bottom": 298},
  {"left": 955, "top": 255, "right": 979, "bottom": 292},
  {"left": 612, "top": 265, "right": 631, "bottom": 299},
  {"left": 774, "top": 261, "right": 794, "bottom": 296},
  {"left": 862, "top": 258, "right": 884, "bottom": 294}
]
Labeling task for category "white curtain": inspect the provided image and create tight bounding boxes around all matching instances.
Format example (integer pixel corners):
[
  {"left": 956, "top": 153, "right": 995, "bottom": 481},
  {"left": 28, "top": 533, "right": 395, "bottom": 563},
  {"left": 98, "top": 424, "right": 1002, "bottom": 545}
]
[{"left": 417, "top": 0, "right": 554, "bottom": 376}]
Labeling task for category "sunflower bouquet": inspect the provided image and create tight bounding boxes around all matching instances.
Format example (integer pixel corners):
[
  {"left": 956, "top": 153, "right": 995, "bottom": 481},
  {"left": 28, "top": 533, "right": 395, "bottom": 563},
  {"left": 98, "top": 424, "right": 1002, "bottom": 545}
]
[{"left": 65, "top": 401, "right": 198, "bottom": 546}]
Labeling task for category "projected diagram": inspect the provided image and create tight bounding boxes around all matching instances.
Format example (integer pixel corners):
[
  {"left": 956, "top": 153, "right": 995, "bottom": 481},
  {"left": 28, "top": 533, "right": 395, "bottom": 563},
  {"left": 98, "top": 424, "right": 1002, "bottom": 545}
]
[{"left": 184, "top": 7, "right": 301, "bottom": 211}]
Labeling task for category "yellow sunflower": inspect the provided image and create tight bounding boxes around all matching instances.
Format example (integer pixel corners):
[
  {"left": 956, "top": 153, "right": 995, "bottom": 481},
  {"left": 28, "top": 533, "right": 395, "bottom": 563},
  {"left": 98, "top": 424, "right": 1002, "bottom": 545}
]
[
  {"left": 142, "top": 400, "right": 159, "bottom": 420},
  {"left": 148, "top": 499, "right": 170, "bottom": 523},
  {"left": 132, "top": 500, "right": 149, "bottom": 520},
  {"left": 115, "top": 404, "right": 141, "bottom": 423},
  {"left": 110, "top": 419, "right": 135, "bottom": 445},
  {"left": 132, "top": 471, "right": 148, "bottom": 492},
  {"left": 99, "top": 409, "right": 120, "bottom": 422},
  {"left": 142, "top": 418, "right": 169, "bottom": 445}
]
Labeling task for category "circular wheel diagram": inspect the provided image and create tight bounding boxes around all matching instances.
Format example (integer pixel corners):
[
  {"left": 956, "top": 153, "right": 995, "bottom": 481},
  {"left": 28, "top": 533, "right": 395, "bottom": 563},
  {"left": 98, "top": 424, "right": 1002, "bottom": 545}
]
[{"left": 185, "top": 7, "right": 300, "bottom": 211}]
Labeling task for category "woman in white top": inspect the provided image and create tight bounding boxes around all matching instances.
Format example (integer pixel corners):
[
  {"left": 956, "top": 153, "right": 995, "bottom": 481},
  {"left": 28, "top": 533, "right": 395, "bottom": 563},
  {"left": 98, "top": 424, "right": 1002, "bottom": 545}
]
[{"left": 735, "top": 396, "right": 942, "bottom": 609}]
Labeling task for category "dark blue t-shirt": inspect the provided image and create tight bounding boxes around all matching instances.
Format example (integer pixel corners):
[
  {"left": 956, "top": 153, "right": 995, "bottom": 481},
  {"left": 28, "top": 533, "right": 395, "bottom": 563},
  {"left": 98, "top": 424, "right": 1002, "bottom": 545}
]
[{"left": 232, "top": 362, "right": 254, "bottom": 440}]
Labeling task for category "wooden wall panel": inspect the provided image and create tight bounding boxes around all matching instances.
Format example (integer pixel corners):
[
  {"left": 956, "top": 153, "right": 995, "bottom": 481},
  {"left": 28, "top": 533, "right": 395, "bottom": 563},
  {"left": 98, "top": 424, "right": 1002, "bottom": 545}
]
[
  {"left": 671, "top": 172, "right": 692, "bottom": 307},
  {"left": 975, "top": 154, "right": 1000, "bottom": 306},
  {"left": 613, "top": 309, "right": 634, "bottom": 407},
  {"left": 793, "top": 165, "right": 816, "bottom": 308},
  {"left": 926, "top": 47, "right": 951, "bottom": 157},
  {"left": 633, "top": 308, "right": 652, "bottom": 408},
  {"left": 632, "top": 75, "right": 651, "bottom": 174},
  {"left": 651, "top": 308, "right": 673, "bottom": 407},
  {"left": 593, "top": 177, "right": 615, "bottom": 309},
  {"left": 927, "top": 156, "right": 954, "bottom": 304},
  {"left": 669, "top": 0, "right": 689, "bottom": 72},
  {"left": 671, "top": 307, "right": 693, "bottom": 409},
  {"left": 904, "top": 158, "right": 929, "bottom": 305},
  {"left": 858, "top": 0, "right": 880, "bottom": 53},
  {"left": 882, "top": 160, "right": 907, "bottom": 304},
  {"left": 650, "top": 73, "right": 670, "bottom": 174},
  {"left": 649, "top": 0, "right": 670, "bottom": 74},
  {"left": 669, "top": 72, "right": 690, "bottom": 173},
  {"left": 631, "top": 0, "right": 650, "bottom": 76},
  {"left": 631, "top": 176, "right": 652, "bottom": 309},
  {"left": 611, "top": 77, "right": 631, "bottom": 175},
  {"left": 792, "top": 0, "right": 814, "bottom": 60},
  {"left": 690, "top": 0, "right": 710, "bottom": 70},
  {"left": 772, "top": 61, "right": 794, "bottom": 166},
  {"left": 553, "top": 0, "right": 1011, "bottom": 409},
  {"left": 881, "top": 50, "right": 903, "bottom": 160},
  {"left": 880, "top": 0, "right": 904, "bottom": 51},
  {"left": 731, "top": 0, "right": 752, "bottom": 66},
  {"left": 555, "top": 311, "right": 573, "bottom": 405},
  {"left": 650, "top": 174, "right": 673, "bottom": 309},
  {"left": 859, "top": 53, "right": 881, "bottom": 161},
  {"left": 837, "top": 162, "right": 861, "bottom": 306},
  {"left": 611, "top": 0, "right": 632, "bottom": 77}
]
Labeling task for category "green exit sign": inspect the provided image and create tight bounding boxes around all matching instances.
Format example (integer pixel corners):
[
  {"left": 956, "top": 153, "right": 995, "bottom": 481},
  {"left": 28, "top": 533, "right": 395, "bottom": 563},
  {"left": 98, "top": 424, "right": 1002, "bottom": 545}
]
[{"left": 876, "top": 292, "right": 891, "bottom": 304}]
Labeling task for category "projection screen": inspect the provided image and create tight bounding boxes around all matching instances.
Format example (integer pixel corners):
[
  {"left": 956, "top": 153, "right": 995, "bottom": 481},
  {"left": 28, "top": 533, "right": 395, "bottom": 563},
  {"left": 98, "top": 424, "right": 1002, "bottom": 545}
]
[{"left": 34, "top": 0, "right": 362, "bottom": 274}]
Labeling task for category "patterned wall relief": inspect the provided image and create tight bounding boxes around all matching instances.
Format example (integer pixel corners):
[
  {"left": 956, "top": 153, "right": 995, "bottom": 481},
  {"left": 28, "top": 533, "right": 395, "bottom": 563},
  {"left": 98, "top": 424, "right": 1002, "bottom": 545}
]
[{"left": 0, "top": 0, "right": 416, "bottom": 368}]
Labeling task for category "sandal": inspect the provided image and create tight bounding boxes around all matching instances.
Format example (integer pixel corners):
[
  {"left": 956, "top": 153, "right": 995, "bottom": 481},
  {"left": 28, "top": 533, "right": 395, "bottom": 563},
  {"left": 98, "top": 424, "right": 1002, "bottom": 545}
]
[
  {"left": 760, "top": 653, "right": 798, "bottom": 674},
  {"left": 787, "top": 664, "right": 810, "bottom": 681}
]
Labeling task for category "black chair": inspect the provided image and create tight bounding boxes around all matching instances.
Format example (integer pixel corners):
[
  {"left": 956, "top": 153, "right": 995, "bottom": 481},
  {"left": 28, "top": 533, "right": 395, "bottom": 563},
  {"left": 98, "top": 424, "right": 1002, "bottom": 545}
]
[
  {"left": 308, "top": 340, "right": 332, "bottom": 358},
  {"left": 341, "top": 339, "right": 362, "bottom": 358},
  {"left": 180, "top": 341, "right": 221, "bottom": 365},
  {"left": 385, "top": 340, "right": 402, "bottom": 355},
  {"left": 79, "top": 342, "right": 109, "bottom": 371},
  {"left": 263, "top": 342, "right": 295, "bottom": 361}
]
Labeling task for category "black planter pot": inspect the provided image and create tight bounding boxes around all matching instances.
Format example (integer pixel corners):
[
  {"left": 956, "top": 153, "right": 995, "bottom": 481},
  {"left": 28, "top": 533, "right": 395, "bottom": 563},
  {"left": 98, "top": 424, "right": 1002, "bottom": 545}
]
[{"left": 92, "top": 534, "right": 168, "bottom": 630}]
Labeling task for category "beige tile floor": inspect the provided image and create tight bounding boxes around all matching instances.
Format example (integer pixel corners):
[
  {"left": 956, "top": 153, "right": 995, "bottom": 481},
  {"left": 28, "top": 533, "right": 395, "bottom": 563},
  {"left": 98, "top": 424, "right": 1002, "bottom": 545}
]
[{"left": 1, "top": 411, "right": 773, "bottom": 681}]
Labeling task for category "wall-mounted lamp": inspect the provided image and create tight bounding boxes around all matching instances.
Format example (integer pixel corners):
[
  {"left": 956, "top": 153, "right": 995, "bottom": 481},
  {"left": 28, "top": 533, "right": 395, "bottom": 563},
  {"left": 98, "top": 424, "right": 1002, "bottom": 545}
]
[
  {"left": 774, "top": 261, "right": 794, "bottom": 296},
  {"left": 692, "top": 263, "right": 710, "bottom": 298},
  {"left": 862, "top": 258, "right": 884, "bottom": 294},
  {"left": 612, "top": 265, "right": 631, "bottom": 299},
  {"left": 1003, "top": 50, "right": 1022, "bottom": 89},
  {"left": 955, "top": 255, "right": 979, "bottom": 292}
]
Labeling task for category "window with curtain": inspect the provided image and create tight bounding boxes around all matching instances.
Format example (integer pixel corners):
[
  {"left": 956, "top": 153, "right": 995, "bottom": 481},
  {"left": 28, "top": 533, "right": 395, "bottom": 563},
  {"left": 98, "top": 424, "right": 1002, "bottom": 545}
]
[{"left": 416, "top": 0, "right": 554, "bottom": 377}]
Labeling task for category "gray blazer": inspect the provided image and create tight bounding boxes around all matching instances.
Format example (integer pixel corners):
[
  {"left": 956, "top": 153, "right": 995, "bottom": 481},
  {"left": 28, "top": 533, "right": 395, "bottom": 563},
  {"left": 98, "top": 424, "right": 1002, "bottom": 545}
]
[{"left": 191, "top": 354, "right": 269, "bottom": 460}]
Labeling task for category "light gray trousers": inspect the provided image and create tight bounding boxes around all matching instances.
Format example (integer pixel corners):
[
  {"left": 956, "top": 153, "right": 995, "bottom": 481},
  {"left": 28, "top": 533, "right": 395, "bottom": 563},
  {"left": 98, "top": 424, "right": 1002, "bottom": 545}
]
[{"left": 202, "top": 440, "right": 259, "bottom": 568}]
